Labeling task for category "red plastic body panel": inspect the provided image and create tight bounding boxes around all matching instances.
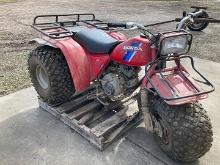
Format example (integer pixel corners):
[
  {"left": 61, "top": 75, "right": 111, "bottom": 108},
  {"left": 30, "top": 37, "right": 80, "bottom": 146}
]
[
  {"left": 142, "top": 66, "right": 208, "bottom": 105},
  {"left": 87, "top": 53, "right": 110, "bottom": 81},
  {"left": 110, "top": 36, "right": 152, "bottom": 66},
  {"left": 44, "top": 37, "right": 110, "bottom": 92},
  {"left": 108, "top": 31, "right": 127, "bottom": 41}
]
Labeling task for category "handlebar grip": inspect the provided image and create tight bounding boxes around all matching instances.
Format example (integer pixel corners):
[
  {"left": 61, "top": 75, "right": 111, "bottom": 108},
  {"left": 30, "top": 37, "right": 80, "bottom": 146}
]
[{"left": 107, "top": 22, "right": 127, "bottom": 28}]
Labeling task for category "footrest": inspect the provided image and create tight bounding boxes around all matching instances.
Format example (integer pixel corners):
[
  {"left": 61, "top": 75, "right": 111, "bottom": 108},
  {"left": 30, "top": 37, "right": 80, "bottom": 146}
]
[{"left": 38, "top": 89, "right": 142, "bottom": 150}]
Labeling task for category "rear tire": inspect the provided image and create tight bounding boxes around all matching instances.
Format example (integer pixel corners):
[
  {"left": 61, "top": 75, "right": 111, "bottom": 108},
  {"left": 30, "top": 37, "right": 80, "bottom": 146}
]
[
  {"left": 28, "top": 46, "right": 75, "bottom": 105},
  {"left": 149, "top": 96, "right": 213, "bottom": 162},
  {"left": 187, "top": 11, "right": 209, "bottom": 31}
]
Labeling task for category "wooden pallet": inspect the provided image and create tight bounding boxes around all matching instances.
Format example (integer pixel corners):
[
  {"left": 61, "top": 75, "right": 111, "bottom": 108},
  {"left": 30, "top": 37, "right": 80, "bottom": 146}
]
[{"left": 38, "top": 89, "right": 143, "bottom": 150}]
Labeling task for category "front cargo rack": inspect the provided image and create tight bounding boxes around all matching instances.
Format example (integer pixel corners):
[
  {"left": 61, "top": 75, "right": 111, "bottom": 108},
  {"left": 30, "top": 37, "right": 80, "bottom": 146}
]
[
  {"left": 145, "top": 55, "right": 215, "bottom": 104},
  {"left": 32, "top": 13, "right": 112, "bottom": 39}
]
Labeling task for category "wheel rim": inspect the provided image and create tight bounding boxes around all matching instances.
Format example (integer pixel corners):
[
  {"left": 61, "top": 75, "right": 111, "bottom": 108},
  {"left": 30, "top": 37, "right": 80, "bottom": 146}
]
[
  {"left": 154, "top": 114, "right": 169, "bottom": 145},
  {"left": 36, "top": 65, "right": 49, "bottom": 89}
]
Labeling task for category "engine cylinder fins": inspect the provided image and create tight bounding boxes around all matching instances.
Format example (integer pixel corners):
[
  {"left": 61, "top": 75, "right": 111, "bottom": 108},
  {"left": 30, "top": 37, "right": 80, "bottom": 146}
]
[{"left": 101, "top": 73, "right": 125, "bottom": 97}]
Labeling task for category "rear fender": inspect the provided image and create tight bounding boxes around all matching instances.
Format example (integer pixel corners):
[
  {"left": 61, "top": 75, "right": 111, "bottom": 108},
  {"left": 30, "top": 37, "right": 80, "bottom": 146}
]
[{"left": 30, "top": 37, "right": 91, "bottom": 92}]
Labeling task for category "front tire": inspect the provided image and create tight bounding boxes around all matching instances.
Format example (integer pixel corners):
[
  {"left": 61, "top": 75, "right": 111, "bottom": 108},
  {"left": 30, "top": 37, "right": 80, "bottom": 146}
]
[
  {"left": 187, "top": 11, "right": 209, "bottom": 31},
  {"left": 28, "top": 46, "right": 75, "bottom": 105},
  {"left": 149, "top": 96, "right": 213, "bottom": 162}
]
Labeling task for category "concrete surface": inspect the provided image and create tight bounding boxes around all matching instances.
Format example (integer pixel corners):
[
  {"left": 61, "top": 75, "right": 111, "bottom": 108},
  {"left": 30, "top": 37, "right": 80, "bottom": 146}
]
[{"left": 0, "top": 58, "right": 220, "bottom": 165}]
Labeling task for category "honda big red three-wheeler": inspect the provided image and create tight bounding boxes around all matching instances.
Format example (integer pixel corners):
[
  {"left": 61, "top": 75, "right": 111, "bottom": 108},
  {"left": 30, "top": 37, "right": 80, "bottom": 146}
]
[{"left": 28, "top": 9, "right": 215, "bottom": 162}]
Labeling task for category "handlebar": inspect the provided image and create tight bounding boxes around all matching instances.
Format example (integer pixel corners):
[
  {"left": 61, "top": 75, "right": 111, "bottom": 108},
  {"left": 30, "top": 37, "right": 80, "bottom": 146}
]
[
  {"left": 107, "top": 22, "right": 142, "bottom": 30},
  {"left": 107, "top": 22, "right": 155, "bottom": 40},
  {"left": 107, "top": 22, "right": 127, "bottom": 28}
]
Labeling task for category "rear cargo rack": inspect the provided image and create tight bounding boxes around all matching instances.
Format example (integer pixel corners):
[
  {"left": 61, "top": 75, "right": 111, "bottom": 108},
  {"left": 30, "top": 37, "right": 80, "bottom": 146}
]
[{"left": 32, "top": 13, "right": 111, "bottom": 39}]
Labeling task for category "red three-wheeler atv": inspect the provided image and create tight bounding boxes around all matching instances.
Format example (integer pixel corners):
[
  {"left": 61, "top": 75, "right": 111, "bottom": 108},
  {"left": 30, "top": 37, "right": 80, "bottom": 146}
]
[{"left": 28, "top": 9, "right": 214, "bottom": 162}]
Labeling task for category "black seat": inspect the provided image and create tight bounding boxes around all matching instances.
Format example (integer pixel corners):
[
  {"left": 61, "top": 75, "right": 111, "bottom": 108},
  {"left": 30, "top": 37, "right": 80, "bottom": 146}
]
[{"left": 73, "top": 28, "right": 119, "bottom": 54}]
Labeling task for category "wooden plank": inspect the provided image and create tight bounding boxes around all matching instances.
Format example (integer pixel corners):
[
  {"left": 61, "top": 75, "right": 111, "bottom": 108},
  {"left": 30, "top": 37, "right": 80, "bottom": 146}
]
[
  {"left": 91, "top": 106, "right": 129, "bottom": 137},
  {"left": 86, "top": 110, "right": 108, "bottom": 127},
  {"left": 39, "top": 99, "right": 61, "bottom": 118},
  {"left": 104, "top": 112, "right": 139, "bottom": 143},
  {"left": 103, "top": 114, "right": 143, "bottom": 149},
  {"left": 56, "top": 95, "right": 89, "bottom": 113},
  {"left": 67, "top": 101, "right": 102, "bottom": 119},
  {"left": 78, "top": 111, "right": 95, "bottom": 125},
  {"left": 56, "top": 87, "right": 96, "bottom": 114},
  {"left": 61, "top": 114, "right": 104, "bottom": 150}
]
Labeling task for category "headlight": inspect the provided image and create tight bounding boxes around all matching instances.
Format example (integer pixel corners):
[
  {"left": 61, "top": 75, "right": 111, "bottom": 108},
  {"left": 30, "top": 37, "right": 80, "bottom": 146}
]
[{"left": 159, "top": 31, "right": 192, "bottom": 56}]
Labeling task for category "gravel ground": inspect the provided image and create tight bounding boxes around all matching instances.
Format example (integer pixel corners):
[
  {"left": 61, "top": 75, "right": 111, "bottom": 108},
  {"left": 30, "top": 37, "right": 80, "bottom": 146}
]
[{"left": 0, "top": 0, "right": 220, "bottom": 96}]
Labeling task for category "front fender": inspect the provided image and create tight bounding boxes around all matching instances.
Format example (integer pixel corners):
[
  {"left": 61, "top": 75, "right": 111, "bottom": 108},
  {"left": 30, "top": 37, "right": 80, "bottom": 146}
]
[
  {"left": 31, "top": 37, "right": 91, "bottom": 92},
  {"left": 141, "top": 76, "right": 208, "bottom": 106}
]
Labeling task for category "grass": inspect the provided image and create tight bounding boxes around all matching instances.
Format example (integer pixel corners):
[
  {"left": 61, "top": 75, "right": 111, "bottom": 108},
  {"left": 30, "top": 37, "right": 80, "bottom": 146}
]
[{"left": 0, "top": 51, "right": 31, "bottom": 96}]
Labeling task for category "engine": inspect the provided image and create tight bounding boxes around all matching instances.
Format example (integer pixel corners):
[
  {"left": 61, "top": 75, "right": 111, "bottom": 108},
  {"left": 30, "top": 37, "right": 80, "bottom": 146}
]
[{"left": 100, "top": 63, "right": 140, "bottom": 100}]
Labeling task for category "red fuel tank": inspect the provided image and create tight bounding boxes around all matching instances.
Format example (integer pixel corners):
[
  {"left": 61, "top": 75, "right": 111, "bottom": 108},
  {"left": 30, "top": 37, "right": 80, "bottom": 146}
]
[{"left": 110, "top": 36, "right": 152, "bottom": 66}]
